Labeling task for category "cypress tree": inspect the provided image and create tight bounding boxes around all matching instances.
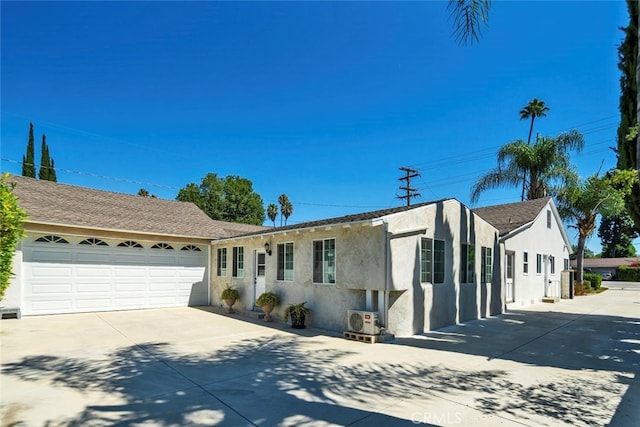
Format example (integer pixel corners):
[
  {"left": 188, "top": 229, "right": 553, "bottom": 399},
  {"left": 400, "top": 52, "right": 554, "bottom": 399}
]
[
  {"left": 21, "top": 123, "right": 36, "bottom": 178},
  {"left": 39, "top": 134, "right": 50, "bottom": 180},
  {"left": 616, "top": 0, "right": 639, "bottom": 230},
  {"left": 38, "top": 134, "right": 57, "bottom": 182}
]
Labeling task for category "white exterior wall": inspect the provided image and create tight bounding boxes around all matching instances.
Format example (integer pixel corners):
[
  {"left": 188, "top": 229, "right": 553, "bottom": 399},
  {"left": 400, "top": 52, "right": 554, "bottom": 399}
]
[
  {"left": 211, "top": 223, "right": 386, "bottom": 332},
  {"left": 384, "top": 200, "right": 500, "bottom": 336},
  {"left": 3, "top": 244, "right": 23, "bottom": 308},
  {"left": 503, "top": 202, "right": 571, "bottom": 308},
  {"left": 212, "top": 199, "right": 501, "bottom": 337}
]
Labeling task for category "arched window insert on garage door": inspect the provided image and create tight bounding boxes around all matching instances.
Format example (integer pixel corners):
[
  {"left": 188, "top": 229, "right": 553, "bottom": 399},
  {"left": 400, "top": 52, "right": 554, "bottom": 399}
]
[
  {"left": 118, "top": 240, "right": 143, "bottom": 248},
  {"left": 181, "top": 245, "right": 202, "bottom": 251},
  {"left": 35, "top": 235, "right": 69, "bottom": 244},
  {"left": 151, "top": 243, "right": 174, "bottom": 250},
  {"left": 78, "top": 238, "right": 109, "bottom": 246}
]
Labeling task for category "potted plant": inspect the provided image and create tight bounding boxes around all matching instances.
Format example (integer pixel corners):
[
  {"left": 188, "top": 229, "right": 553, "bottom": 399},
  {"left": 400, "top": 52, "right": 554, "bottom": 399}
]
[
  {"left": 221, "top": 285, "right": 240, "bottom": 313},
  {"left": 255, "top": 291, "right": 280, "bottom": 322},
  {"left": 283, "top": 302, "right": 310, "bottom": 329}
]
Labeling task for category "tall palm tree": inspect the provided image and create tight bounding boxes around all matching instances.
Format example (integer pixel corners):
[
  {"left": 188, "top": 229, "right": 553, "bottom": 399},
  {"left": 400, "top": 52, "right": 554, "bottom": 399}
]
[
  {"left": 471, "top": 130, "right": 585, "bottom": 203},
  {"left": 267, "top": 203, "right": 278, "bottom": 228},
  {"left": 278, "top": 194, "right": 293, "bottom": 226},
  {"left": 518, "top": 98, "right": 550, "bottom": 200},
  {"left": 520, "top": 98, "right": 550, "bottom": 144}
]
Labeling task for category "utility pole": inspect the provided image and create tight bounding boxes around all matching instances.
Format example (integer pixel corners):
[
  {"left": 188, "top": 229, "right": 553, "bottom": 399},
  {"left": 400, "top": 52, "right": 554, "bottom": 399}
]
[{"left": 398, "top": 167, "right": 420, "bottom": 206}]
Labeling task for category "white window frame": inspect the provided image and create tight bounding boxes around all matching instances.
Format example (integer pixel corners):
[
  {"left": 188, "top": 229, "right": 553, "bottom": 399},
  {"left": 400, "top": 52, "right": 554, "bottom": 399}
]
[
  {"left": 232, "top": 246, "right": 244, "bottom": 278},
  {"left": 217, "top": 248, "right": 227, "bottom": 277},
  {"left": 313, "top": 238, "right": 335, "bottom": 284},
  {"left": 277, "top": 242, "right": 294, "bottom": 282},
  {"left": 421, "top": 238, "right": 445, "bottom": 284},
  {"left": 536, "top": 253, "right": 542, "bottom": 275},
  {"left": 481, "top": 246, "right": 492, "bottom": 283},
  {"left": 523, "top": 251, "right": 529, "bottom": 275}
]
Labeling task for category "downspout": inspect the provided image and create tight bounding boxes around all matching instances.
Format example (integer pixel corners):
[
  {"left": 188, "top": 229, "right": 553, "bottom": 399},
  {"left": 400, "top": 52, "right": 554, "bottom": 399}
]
[{"left": 383, "top": 221, "right": 391, "bottom": 331}]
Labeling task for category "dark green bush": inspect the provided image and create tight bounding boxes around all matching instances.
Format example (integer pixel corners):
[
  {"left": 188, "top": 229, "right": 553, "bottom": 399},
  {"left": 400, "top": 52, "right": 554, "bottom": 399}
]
[
  {"left": 584, "top": 273, "right": 602, "bottom": 290},
  {"left": 618, "top": 266, "right": 640, "bottom": 282}
]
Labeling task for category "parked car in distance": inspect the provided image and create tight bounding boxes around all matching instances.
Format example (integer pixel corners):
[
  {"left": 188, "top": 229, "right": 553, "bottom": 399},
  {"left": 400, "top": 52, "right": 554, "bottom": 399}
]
[{"left": 599, "top": 271, "right": 613, "bottom": 280}]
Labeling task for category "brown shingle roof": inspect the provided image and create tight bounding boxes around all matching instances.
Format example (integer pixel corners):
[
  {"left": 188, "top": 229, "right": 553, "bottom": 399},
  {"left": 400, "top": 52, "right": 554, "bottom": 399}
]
[
  {"left": 8, "top": 175, "right": 266, "bottom": 239},
  {"left": 223, "top": 198, "right": 454, "bottom": 239},
  {"left": 473, "top": 197, "right": 551, "bottom": 236}
]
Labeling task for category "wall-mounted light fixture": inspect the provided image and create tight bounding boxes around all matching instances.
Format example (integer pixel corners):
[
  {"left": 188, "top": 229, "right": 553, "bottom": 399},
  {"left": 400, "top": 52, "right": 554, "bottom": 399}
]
[{"left": 264, "top": 242, "right": 272, "bottom": 256}]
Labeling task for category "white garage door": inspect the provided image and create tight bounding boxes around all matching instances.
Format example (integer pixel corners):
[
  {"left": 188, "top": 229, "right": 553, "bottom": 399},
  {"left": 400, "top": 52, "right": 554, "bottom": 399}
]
[{"left": 22, "top": 235, "right": 209, "bottom": 315}]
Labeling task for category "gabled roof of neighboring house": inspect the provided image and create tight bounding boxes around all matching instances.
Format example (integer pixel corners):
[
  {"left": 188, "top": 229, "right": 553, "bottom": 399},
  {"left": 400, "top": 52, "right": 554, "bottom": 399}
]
[
  {"left": 473, "top": 197, "right": 553, "bottom": 237},
  {"left": 8, "top": 174, "right": 266, "bottom": 239},
  {"left": 570, "top": 257, "right": 639, "bottom": 269},
  {"left": 217, "top": 198, "right": 456, "bottom": 240}
]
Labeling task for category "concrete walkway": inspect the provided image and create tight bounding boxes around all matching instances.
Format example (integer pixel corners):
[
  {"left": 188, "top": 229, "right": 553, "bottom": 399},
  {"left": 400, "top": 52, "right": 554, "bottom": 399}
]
[{"left": 1, "top": 282, "right": 639, "bottom": 426}]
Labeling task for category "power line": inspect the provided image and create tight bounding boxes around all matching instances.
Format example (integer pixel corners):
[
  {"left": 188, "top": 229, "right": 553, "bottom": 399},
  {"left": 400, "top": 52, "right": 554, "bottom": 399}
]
[{"left": 397, "top": 166, "right": 421, "bottom": 206}]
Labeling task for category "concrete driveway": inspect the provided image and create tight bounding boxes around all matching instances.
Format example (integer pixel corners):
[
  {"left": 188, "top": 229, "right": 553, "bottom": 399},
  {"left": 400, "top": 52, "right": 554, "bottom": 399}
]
[{"left": 1, "top": 282, "right": 639, "bottom": 426}]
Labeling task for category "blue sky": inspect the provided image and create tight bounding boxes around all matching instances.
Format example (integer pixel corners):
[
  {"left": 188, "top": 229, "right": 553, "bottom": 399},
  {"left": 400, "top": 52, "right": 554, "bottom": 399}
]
[{"left": 0, "top": 1, "right": 632, "bottom": 252}]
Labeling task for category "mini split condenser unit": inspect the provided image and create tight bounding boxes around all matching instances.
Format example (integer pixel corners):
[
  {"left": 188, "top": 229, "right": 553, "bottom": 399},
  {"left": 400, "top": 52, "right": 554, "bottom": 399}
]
[{"left": 347, "top": 310, "right": 380, "bottom": 335}]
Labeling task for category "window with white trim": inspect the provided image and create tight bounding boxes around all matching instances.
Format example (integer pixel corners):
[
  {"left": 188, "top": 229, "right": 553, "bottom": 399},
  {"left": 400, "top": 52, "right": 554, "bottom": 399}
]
[
  {"left": 550, "top": 255, "right": 555, "bottom": 274},
  {"left": 232, "top": 246, "right": 244, "bottom": 278},
  {"left": 536, "top": 253, "right": 542, "bottom": 274},
  {"left": 181, "top": 244, "right": 202, "bottom": 251},
  {"left": 217, "top": 248, "right": 227, "bottom": 276},
  {"left": 277, "top": 242, "right": 294, "bottom": 281},
  {"left": 461, "top": 243, "right": 475, "bottom": 283},
  {"left": 313, "top": 239, "right": 335, "bottom": 284},
  {"left": 523, "top": 251, "right": 529, "bottom": 274},
  {"left": 420, "top": 238, "right": 445, "bottom": 284},
  {"left": 481, "top": 246, "right": 492, "bottom": 283},
  {"left": 547, "top": 210, "right": 552, "bottom": 228}
]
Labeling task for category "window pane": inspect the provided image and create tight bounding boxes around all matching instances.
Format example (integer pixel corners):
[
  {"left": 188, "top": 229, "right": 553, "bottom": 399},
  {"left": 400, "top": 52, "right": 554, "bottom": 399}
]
[
  {"left": 434, "top": 240, "right": 445, "bottom": 283},
  {"left": 277, "top": 243, "right": 285, "bottom": 280},
  {"left": 421, "top": 238, "right": 432, "bottom": 283},
  {"left": 324, "top": 239, "right": 335, "bottom": 284},
  {"left": 467, "top": 244, "right": 475, "bottom": 283},
  {"left": 313, "top": 241, "right": 323, "bottom": 283},
  {"left": 285, "top": 242, "right": 294, "bottom": 281}
]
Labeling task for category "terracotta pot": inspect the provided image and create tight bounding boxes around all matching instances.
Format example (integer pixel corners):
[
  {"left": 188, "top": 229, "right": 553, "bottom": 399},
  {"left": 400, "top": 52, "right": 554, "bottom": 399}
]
[
  {"left": 261, "top": 304, "right": 274, "bottom": 322},
  {"left": 224, "top": 298, "right": 236, "bottom": 313}
]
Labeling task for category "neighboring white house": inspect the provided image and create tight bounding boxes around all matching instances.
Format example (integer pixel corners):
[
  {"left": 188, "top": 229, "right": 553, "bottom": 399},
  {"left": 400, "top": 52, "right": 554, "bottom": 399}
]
[
  {"left": 474, "top": 197, "right": 572, "bottom": 308},
  {"left": 5, "top": 175, "right": 264, "bottom": 316},
  {"left": 211, "top": 198, "right": 501, "bottom": 337}
]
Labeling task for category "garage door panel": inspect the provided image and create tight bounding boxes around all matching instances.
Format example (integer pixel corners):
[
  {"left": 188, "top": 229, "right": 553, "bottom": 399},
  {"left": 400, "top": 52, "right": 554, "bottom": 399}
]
[
  {"left": 30, "top": 299, "right": 74, "bottom": 313},
  {"left": 114, "top": 296, "right": 147, "bottom": 308},
  {"left": 148, "top": 255, "right": 177, "bottom": 266},
  {"left": 30, "top": 250, "right": 73, "bottom": 263},
  {"left": 23, "top": 241, "right": 209, "bottom": 315},
  {"left": 76, "top": 283, "right": 112, "bottom": 293},
  {"left": 76, "top": 252, "right": 112, "bottom": 263},
  {"left": 31, "top": 283, "right": 73, "bottom": 294},
  {"left": 114, "top": 282, "right": 146, "bottom": 292},
  {"left": 75, "top": 298, "right": 113, "bottom": 310},
  {"left": 114, "top": 254, "right": 146, "bottom": 264},
  {"left": 30, "top": 265, "right": 73, "bottom": 278}
]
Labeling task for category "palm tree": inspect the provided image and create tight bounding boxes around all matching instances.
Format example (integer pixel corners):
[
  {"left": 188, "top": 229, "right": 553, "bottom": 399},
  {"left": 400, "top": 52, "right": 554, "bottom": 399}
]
[
  {"left": 267, "top": 203, "right": 278, "bottom": 228},
  {"left": 520, "top": 98, "right": 550, "bottom": 144},
  {"left": 278, "top": 194, "right": 293, "bottom": 226},
  {"left": 471, "top": 130, "right": 585, "bottom": 203},
  {"left": 519, "top": 99, "right": 550, "bottom": 200},
  {"left": 447, "top": 0, "right": 491, "bottom": 45}
]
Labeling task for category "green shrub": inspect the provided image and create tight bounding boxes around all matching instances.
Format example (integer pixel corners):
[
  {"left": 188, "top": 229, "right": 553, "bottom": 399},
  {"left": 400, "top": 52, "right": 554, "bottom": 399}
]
[
  {"left": 256, "top": 291, "right": 279, "bottom": 307},
  {"left": 0, "top": 174, "right": 27, "bottom": 301},
  {"left": 618, "top": 266, "right": 640, "bottom": 282},
  {"left": 584, "top": 273, "right": 602, "bottom": 290}
]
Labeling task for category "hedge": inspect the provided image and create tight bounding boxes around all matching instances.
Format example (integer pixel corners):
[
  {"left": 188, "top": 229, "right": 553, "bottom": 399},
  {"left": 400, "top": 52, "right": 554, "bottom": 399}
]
[
  {"left": 583, "top": 273, "right": 602, "bottom": 290},
  {"left": 617, "top": 266, "right": 640, "bottom": 282}
]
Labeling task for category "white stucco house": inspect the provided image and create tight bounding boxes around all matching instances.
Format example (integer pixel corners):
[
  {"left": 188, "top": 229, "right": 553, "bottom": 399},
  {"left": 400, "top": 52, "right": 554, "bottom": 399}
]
[
  {"left": 5, "top": 176, "right": 573, "bottom": 337},
  {"left": 474, "top": 197, "right": 572, "bottom": 308},
  {"left": 211, "top": 198, "right": 502, "bottom": 337},
  {"left": 4, "top": 175, "right": 264, "bottom": 316}
]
